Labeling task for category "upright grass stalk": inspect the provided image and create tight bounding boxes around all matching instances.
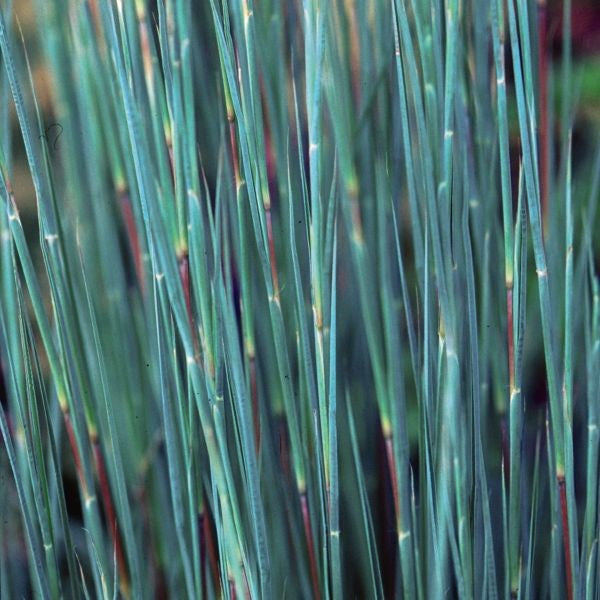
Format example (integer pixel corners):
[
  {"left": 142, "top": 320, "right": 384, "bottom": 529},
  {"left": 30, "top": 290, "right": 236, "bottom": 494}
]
[
  {"left": 537, "top": 0, "right": 549, "bottom": 233},
  {"left": 0, "top": 0, "right": 599, "bottom": 598}
]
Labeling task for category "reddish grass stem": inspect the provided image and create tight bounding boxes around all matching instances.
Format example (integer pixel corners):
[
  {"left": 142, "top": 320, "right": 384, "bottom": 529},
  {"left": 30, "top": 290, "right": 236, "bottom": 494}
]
[
  {"left": 199, "top": 510, "right": 206, "bottom": 599},
  {"left": 64, "top": 414, "right": 128, "bottom": 594},
  {"left": 558, "top": 476, "right": 573, "bottom": 600},
  {"left": 201, "top": 503, "right": 220, "bottom": 594},
  {"left": 89, "top": 0, "right": 100, "bottom": 38},
  {"left": 92, "top": 440, "right": 129, "bottom": 597},
  {"left": 118, "top": 190, "right": 144, "bottom": 294},
  {"left": 178, "top": 252, "right": 193, "bottom": 337},
  {"left": 378, "top": 431, "right": 395, "bottom": 597},
  {"left": 300, "top": 492, "right": 321, "bottom": 600},
  {"left": 385, "top": 436, "right": 400, "bottom": 522},
  {"left": 63, "top": 411, "right": 85, "bottom": 493},
  {"left": 228, "top": 118, "right": 241, "bottom": 190}
]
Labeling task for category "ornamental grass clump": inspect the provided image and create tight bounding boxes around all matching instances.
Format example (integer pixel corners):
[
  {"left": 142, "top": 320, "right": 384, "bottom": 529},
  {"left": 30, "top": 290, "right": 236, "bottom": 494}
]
[{"left": 0, "top": 0, "right": 599, "bottom": 598}]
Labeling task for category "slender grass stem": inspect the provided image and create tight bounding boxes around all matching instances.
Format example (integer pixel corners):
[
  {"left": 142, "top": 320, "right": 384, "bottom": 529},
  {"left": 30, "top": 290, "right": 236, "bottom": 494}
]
[
  {"left": 558, "top": 477, "right": 573, "bottom": 600},
  {"left": 0, "top": 1, "right": 598, "bottom": 596},
  {"left": 63, "top": 411, "right": 86, "bottom": 495},
  {"left": 385, "top": 436, "right": 400, "bottom": 526},
  {"left": 178, "top": 251, "right": 194, "bottom": 343},
  {"left": 118, "top": 188, "right": 144, "bottom": 293},
  {"left": 300, "top": 492, "right": 321, "bottom": 600},
  {"left": 200, "top": 502, "right": 221, "bottom": 597},
  {"left": 537, "top": 0, "right": 549, "bottom": 234},
  {"left": 92, "top": 439, "right": 129, "bottom": 598}
]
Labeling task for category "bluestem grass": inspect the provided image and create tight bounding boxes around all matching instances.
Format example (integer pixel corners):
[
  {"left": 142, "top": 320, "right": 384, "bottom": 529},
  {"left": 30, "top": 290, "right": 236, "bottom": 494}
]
[{"left": 0, "top": 0, "right": 599, "bottom": 598}]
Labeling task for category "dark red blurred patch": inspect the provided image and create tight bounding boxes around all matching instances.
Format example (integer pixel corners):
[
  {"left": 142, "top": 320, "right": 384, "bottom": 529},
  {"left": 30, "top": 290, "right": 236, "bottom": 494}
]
[{"left": 548, "top": 1, "right": 600, "bottom": 56}]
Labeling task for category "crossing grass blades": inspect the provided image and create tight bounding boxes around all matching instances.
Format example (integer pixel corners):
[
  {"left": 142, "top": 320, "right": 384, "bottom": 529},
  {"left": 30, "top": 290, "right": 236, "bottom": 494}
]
[{"left": 0, "top": 0, "right": 599, "bottom": 598}]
